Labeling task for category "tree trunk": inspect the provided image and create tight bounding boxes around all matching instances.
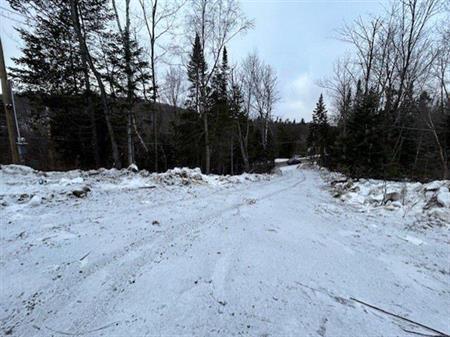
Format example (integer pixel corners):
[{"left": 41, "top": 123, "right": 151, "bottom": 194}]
[
  {"left": 203, "top": 112, "right": 211, "bottom": 174},
  {"left": 124, "top": 0, "right": 134, "bottom": 166},
  {"left": 236, "top": 121, "right": 250, "bottom": 172},
  {"left": 81, "top": 59, "right": 100, "bottom": 167},
  {"left": 87, "top": 98, "right": 100, "bottom": 167},
  {"left": 230, "top": 134, "right": 234, "bottom": 175},
  {"left": 70, "top": 0, "right": 121, "bottom": 168},
  {"left": 151, "top": 1, "right": 159, "bottom": 172},
  {"left": 153, "top": 107, "right": 158, "bottom": 171},
  {"left": 431, "top": 125, "right": 448, "bottom": 179},
  {"left": 127, "top": 110, "right": 134, "bottom": 166}
]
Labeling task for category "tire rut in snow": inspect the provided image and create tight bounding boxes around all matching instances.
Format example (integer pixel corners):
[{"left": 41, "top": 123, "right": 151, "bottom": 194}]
[{"left": 9, "top": 172, "right": 306, "bottom": 336}]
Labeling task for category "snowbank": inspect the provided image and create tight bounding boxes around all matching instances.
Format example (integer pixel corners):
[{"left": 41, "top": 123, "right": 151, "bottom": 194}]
[
  {"left": 321, "top": 168, "right": 450, "bottom": 226},
  {"left": 0, "top": 164, "right": 269, "bottom": 208}
]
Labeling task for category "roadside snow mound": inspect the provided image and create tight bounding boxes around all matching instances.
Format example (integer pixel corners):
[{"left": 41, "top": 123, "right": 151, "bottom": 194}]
[
  {"left": 152, "top": 167, "right": 205, "bottom": 186},
  {"left": 323, "top": 170, "right": 450, "bottom": 226},
  {"left": 0, "top": 165, "right": 268, "bottom": 207}
]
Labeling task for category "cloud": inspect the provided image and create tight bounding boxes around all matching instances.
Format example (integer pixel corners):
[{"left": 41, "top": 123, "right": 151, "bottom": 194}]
[{"left": 275, "top": 73, "right": 323, "bottom": 122}]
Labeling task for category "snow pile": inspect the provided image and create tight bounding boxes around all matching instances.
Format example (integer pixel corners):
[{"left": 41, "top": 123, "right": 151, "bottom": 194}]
[
  {"left": 323, "top": 170, "right": 450, "bottom": 226},
  {"left": 151, "top": 167, "right": 206, "bottom": 186},
  {"left": 2, "top": 164, "right": 449, "bottom": 336},
  {"left": 0, "top": 164, "right": 268, "bottom": 208}
]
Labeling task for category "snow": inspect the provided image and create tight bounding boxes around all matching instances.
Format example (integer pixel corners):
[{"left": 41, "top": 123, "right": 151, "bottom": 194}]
[
  {"left": 1, "top": 164, "right": 449, "bottom": 336},
  {"left": 437, "top": 188, "right": 450, "bottom": 208},
  {"left": 127, "top": 163, "right": 139, "bottom": 173},
  {"left": 28, "top": 195, "right": 42, "bottom": 207},
  {"left": 325, "top": 169, "right": 450, "bottom": 227}
]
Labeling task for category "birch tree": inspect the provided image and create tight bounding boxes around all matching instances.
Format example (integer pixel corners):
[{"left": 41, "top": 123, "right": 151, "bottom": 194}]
[
  {"left": 139, "top": 0, "right": 185, "bottom": 171},
  {"left": 186, "top": 0, "right": 253, "bottom": 173}
]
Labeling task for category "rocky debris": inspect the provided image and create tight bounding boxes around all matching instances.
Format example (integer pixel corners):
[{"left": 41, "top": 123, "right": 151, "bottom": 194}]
[
  {"left": 72, "top": 186, "right": 91, "bottom": 198},
  {"left": 17, "top": 193, "right": 32, "bottom": 203},
  {"left": 384, "top": 191, "right": 401, "bottom": 202}
]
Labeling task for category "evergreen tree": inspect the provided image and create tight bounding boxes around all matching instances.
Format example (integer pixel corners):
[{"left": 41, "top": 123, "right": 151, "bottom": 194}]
[
  {"left": 344, "top": 88, "right": 384, "bottom": 177},
  {"left": 308, "top": 94, "right": 329, "bottom": 164},
  {"left": 10, "top": 4, "right": 83, "bottom": 95},
  {"left": 210, "top": 48, "right": 232, "bottom": 173},
  {"left": 8, "top": 0, "right": 114, "bottom": 168},
  {"left": 186, "top": 33, "right": 207, "bottom": 112}
]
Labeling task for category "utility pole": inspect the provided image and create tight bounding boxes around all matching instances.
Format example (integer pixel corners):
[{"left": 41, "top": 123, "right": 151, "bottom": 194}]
[{"left": 0, "top": 37, "right": 20, "bottom": 164}]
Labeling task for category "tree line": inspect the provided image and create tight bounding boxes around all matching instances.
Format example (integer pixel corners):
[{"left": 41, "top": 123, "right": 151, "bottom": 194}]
[
  {"left": 4, "top": 0, "right": 447, "bottom": 180},
  {"left": 1, "top": 0, "right": 307, "bottom": 174},
  {"left": 309, "top": 0, "right": 449, "bottom": 180}
]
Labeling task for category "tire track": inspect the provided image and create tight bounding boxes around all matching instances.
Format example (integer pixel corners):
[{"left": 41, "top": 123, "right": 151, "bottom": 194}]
[{"left": 7, "top": 171, "right": 306, "bottom": 336}]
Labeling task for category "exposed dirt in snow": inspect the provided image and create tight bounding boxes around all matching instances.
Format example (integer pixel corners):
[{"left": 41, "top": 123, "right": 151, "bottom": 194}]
[{"left": 1, "top": 165, "right": 449, "bottom": 337}]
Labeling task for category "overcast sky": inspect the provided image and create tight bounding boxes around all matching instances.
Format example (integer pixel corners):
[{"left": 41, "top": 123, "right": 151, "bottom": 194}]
[
  {"left": 229, "top": 0, "right": 385, "bottom": 121},
  {"left": 0, "top": 0, "right": 385, "bottom": 121}
]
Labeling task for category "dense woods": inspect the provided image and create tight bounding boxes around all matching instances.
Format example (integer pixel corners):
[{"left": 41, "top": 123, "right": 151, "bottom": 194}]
[
  {"left": 1, "top": 0, "right": 449, "bottom": 180},
  {"left": 1, "top": 0, "right": 303, "bottom": 174}
]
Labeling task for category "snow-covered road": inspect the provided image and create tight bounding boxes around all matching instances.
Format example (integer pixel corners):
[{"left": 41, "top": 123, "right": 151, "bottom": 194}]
[{"left": 1, "top": 166, "right": 449, "bottom": 336}]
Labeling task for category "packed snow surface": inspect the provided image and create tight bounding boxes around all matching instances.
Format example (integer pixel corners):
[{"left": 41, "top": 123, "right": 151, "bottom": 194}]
[{"left": 1, "top": 164, "right": 449, "bottom": 336}]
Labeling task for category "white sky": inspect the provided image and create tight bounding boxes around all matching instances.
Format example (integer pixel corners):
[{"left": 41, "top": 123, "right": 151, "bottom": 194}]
[
  {"left": 0, "top": 0, "right": 386, "bottom": 121},
  {"left": 229, "top": 0, "right": 385, "bottom": 121}
]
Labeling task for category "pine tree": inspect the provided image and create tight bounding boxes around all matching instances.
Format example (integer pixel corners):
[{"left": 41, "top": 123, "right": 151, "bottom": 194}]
[
  {"left": 186, "top": 33, "right": 207, "bottom": 112},
  {"left": 345, "top": 87, "right": 384, "bottom": 177},
  {"left": 10, "top": 4, "right": 83, "bottom": 95},
  {"left": 9, "top": 1, "right": 106, "bottom": 168},
  {"left": 209, "top": 48, "right": 233, "bottom": 173},
  {"left": 185, "top": 33, "right": 213, "bottom": 172},
  {"left": 308, "top": 94, "right": 329, "bottom": 164}
]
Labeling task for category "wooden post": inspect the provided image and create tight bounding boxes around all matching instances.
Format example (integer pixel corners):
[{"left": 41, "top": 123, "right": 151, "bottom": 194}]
[{"left": 0, "top": 37, "right": 20, "bottom": 164}]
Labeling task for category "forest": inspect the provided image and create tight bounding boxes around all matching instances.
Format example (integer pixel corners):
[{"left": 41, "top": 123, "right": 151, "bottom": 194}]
[
  {"left": 310, "top": 0, "right": 450, "bottom": 180},
  {"left": 1, "top": 0, "right": 449, "bottom": 180}
]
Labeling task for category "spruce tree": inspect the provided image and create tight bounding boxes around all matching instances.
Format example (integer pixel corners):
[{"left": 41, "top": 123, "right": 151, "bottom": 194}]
[
  {"left": 183, "top": 33, "right": 209, "bottom": 170},
  {"left": 345, "top": 87, "right": 383, "bottom": 177},
  {"left": 210, "top": 47, "right": 232, "bottom": 173},
  {"left": 308, "top": 94, "right": 329, "bottom": 164},
  {"left": 186, "top": 33, "right": 207, "bottom": 112}
]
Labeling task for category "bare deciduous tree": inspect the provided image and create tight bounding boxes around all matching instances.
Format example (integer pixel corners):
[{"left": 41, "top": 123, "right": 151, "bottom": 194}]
[
  {"left": 187, "top": 0, "right": 253, "bottom": 173},
  {"left": 139, "top": 0, "right": 186, "bottom": 171},
  {"left": 162, "top": 66, "right": 185, "bottom": 108},
  {"left": 241, "top": 53, "right": 279, "bottom": 152}
]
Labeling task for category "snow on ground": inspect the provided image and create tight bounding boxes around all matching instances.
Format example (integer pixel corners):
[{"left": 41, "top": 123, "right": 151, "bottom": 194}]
[
  {"left": 318, "top": 166, "right": 450, "bottom": 227},
  {"left": 1, "top": 164, "right": 449, "bottom": 336}
]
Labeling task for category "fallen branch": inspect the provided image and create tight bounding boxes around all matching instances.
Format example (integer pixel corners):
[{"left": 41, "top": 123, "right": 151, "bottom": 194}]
[
  {"left": 401, "top": 327, "right": 444, "bottom": 337},
  {"left": 45, "top": 321, "right": 118, "bottom": 336},
  {"left": 79, "top": 252, "right": 90, "bottom": 261},
  {"left": 350, "top": 297, "right": 450, "bottom": 337}
]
